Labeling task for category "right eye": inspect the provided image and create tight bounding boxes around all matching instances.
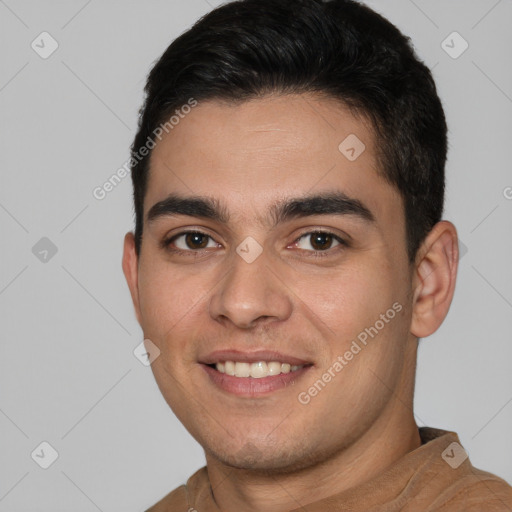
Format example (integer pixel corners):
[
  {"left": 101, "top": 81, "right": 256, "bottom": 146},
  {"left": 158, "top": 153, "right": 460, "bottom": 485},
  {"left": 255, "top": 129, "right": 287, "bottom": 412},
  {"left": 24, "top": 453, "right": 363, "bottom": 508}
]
[{"left": 163, "top": 231, "right": 220, "bottom": 254}]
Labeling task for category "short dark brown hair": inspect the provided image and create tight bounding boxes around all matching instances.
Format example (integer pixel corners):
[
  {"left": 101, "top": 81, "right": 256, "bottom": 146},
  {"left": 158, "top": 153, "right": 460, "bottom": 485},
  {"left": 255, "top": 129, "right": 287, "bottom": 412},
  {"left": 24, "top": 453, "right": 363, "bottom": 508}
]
[{"left": 130, "top": 0, "right": 447, "bottom": 262}]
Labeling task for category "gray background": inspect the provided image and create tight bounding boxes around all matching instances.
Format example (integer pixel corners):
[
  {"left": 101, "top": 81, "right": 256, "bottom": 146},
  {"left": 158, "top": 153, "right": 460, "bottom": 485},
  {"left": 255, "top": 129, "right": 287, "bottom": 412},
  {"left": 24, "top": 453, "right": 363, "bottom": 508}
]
[{"left": 0, "top": 0, "right": 511, "bottom": 510}]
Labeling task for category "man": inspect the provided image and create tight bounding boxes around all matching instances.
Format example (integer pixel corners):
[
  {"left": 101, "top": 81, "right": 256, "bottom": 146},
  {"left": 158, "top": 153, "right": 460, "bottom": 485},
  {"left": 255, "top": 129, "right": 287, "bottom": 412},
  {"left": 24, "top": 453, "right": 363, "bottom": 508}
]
[{"left": 122, "top": 0, "right": 512, "bottom": 510}]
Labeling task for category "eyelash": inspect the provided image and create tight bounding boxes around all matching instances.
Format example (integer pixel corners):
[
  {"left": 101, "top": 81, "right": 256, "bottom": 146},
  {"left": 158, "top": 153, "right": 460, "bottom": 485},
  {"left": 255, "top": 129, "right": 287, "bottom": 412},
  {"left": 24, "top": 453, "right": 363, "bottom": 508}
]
[{"left": 161, "top": 230, "right": 348, "bottom": 258}]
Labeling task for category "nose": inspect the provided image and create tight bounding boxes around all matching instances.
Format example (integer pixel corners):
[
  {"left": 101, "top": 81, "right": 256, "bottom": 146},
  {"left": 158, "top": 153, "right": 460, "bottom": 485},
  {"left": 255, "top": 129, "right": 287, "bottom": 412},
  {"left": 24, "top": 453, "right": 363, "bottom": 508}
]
[{"left": 208, "top": 243, "right": 293, "bottom": 329}]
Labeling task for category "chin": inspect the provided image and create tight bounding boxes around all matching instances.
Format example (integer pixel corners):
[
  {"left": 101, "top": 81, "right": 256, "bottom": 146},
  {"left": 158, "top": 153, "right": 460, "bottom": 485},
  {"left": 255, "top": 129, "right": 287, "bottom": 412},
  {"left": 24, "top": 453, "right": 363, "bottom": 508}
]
[{"left": 207, "top": 440, "right": 322, "bottom": 475}]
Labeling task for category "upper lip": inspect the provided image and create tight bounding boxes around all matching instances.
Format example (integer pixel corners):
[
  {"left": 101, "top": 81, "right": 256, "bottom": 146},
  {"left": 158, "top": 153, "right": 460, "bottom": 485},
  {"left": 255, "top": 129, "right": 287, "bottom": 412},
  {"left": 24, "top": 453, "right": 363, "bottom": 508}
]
[{"left": 199, "top": 349, "right": 312, "bottom": 366}]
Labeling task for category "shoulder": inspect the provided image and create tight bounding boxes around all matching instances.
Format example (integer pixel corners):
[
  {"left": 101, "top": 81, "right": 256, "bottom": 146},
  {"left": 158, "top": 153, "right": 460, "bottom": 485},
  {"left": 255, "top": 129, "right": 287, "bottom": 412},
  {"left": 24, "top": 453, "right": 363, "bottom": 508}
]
[
  {"left": 424, "top": 455, "right": 512, "bottom": 511},
  {"left": 144, "top": 467, "right": 208, "bottom": 512},
  {"left": 434, "top": 467, "right": 512, "bottom": 511},
  {"left": 144, "top": 484, "right": 187, "bottom": 512},
  {"left": 405, "top": 428, "right": 512, "bottom": 511}
]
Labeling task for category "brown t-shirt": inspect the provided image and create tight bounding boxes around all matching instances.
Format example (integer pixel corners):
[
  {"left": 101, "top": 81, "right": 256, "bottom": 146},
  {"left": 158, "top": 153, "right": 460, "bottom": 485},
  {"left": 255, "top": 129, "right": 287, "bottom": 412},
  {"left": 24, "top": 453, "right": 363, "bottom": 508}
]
[{"left": 145, "top": 427, "right": 512, "bottom": 511}]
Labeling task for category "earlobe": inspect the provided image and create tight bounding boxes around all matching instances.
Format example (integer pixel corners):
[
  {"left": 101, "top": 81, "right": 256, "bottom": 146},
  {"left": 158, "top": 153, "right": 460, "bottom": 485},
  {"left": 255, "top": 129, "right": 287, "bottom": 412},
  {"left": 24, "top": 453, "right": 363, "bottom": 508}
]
[
  {"left": 410, "top": 221, "right": 459, "bottom": 338},
  {"left": 122, "top": 232, "right": 142, "bottom": 325}
]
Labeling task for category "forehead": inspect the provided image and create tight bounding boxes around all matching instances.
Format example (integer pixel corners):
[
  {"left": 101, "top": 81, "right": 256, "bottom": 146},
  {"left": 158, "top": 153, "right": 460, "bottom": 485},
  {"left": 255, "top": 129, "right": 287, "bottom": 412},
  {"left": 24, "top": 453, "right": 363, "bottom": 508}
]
[{"left": 145, "top": 93, "right": 402, "bottom": 228}]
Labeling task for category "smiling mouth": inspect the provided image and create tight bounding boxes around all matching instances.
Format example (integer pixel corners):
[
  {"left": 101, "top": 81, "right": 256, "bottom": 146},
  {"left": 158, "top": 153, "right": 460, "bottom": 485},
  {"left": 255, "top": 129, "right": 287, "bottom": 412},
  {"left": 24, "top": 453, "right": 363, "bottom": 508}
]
[
  {"left": 202, "top": 361, "right": 313, "bottom": 397},
  {"left": 209, "top": 360, "right": 309, "bottom": 378}
]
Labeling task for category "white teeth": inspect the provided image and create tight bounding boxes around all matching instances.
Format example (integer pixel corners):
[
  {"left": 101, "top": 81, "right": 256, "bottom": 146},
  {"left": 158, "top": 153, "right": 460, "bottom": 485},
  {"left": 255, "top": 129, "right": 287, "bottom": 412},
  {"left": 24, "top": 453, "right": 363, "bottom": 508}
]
[
  {"left": 225, "top": 361, "right": 235, "bottom": 376},
  {"left": 214, "top": 360, "right": 305, "bottom": 377},
  {"left": 234, "top": 362, "right": 250, "bottom": 377},
  {"left": 267, "top": 361, "right": 281, "bottom": 375},
  {"left": 250, "top": 361, "right": 268, "bottom": 379}
]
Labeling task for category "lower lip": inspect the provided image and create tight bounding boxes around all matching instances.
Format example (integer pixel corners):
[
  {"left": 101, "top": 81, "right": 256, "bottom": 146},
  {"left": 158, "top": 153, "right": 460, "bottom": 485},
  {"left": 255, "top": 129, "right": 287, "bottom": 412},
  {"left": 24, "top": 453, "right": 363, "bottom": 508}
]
[{"left": 201, "top": 364, "right": 312, "bottom": 397}]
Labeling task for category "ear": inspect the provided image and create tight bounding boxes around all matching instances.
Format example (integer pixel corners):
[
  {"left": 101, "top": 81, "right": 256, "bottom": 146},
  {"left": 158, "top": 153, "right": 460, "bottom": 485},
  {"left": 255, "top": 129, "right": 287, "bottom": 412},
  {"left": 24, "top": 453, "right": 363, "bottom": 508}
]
[
  {"left": 410, "top": 221, "right": 459, "bottom": 338},
  {"left": 122, "top": 232, "right": 142, "bottom": 325}
]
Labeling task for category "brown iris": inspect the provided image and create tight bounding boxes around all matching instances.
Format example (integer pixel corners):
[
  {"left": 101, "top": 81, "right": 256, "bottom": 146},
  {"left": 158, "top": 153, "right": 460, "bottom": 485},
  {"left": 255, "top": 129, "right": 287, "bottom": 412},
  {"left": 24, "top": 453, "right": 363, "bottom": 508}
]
[
  {"left": 185, "top": 233, "right": 209, "bottom": 249},
  {"left": 308, "top": 232, "right": 334, "bottom": 251}
]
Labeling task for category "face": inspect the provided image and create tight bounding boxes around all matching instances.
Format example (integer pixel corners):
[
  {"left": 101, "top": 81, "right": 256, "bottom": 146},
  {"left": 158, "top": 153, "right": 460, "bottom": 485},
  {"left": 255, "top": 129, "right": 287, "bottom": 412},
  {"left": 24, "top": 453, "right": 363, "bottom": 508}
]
[{"left": 124, "top": 93, "right": 418, "bottom": 472}]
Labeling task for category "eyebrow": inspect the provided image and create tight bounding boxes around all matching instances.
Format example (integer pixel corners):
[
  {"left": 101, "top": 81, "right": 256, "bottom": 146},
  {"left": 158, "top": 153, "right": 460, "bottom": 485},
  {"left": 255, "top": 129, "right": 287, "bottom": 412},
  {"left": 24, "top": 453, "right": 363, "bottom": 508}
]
[{"left": 146, "top": 192, "right": 375, "bottom": 228}]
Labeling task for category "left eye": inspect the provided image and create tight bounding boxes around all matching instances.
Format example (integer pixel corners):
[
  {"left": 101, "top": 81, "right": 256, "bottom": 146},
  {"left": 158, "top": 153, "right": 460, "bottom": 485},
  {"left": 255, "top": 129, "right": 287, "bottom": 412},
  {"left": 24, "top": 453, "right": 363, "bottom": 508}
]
[{"left": 294, "top": 232, "right": 343, "bottom": 251}]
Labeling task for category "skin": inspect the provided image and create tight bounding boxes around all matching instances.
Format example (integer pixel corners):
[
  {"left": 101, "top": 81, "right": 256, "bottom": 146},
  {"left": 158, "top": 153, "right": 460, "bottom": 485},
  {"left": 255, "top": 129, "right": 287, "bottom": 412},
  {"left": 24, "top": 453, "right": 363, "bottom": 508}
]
[{"left": 123, "top": 93, "right": 459, "bottom": 511}]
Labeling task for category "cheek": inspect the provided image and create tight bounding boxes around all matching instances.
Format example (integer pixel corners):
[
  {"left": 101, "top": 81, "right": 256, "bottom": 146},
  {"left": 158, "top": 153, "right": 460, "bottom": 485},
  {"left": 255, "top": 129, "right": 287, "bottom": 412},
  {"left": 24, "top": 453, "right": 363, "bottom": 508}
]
[
  {"left": 136, "top": 260, "right": 221, "bottom": 372},
  {"left": 300, "top": 261, "right": 397, "bottom": 349},
  {"left": 136, "top": 261, "right": 196, "bottom": 342},
  {"left": 297, "top": 301, "right": 410, "bottom": 439}
]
